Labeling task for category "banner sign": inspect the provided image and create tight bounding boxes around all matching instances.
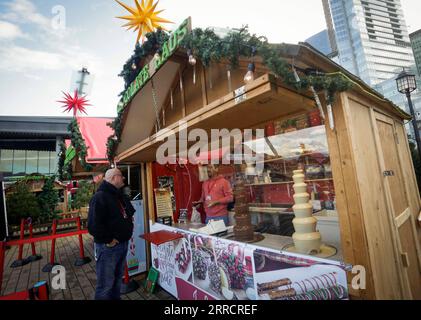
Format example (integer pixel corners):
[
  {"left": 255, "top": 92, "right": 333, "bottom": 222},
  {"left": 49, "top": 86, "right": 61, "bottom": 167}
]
[
  {"left": 150, "top": 224, "right": 350, "bottom": 300},
  {"left": 126, "top": 200, "right": 147, "bottom": 276},
  {"left": 118, "top": 17, "right": 192, "bottom": 112}
]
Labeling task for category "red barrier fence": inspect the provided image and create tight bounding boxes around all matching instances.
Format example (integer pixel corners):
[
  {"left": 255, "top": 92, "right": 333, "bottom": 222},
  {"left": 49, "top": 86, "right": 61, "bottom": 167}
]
[
  {"left": 42, "top": 217, "right": 91, "bottom": 272},
  {"left": 11, "top": 219, "right": 42, "bottom": 268},
  {"left": 0, "top": 218, "right": 91, "bottom": 296}
]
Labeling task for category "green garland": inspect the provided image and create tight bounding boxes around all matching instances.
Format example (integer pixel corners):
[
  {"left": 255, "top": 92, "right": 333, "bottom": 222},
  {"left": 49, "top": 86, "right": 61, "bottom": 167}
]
[
  {"left": 107, "top": 27, "right": 353, "bottom": 162},
  {"left": 57, "top": 141, "right": 72, "bottom": 181},
  {"left": 180, "top": 27, "right": 352, "bottom": 96},
  {"left": 68, "top": 119, "right": 93, "bottom": 172},
  {"left": 119, "top": 28, "right": 170, "bottom": 96}
]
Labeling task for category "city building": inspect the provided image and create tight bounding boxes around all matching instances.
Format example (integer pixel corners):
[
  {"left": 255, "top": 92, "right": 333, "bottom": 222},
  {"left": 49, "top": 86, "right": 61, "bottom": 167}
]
[
  {"left": 0, "top": 117, "right": 72, "bottom": 181},
  {"left": 305, "top": 30, "right": 333, "bottom": 56},
  {"left": 322, "top": 0, "right": 415, "bottom": 87},
  {"left": 410, "top": 29, "right": 421, "bottom": 76},
  {"left": 321, "top": 0, "right": 421, "bottom": 128}
]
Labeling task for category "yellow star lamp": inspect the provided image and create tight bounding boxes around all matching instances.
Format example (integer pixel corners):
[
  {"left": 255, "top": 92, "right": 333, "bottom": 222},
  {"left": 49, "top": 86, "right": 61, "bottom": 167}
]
[{"left": 115, "top": 0, "right": 173, "bottom": 43}]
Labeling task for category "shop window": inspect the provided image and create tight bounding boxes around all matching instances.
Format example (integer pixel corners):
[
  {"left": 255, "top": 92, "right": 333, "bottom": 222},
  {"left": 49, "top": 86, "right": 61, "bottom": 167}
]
[
  {"left": 0, "top": 149, "right": 13, "bottom": 174},
  {"left": 231, "top": 110, "right": 339, "bottom": 243},
  {"left": 12, "top": 150, "right": 25, "bottom": 175},
  {"left": 49, "top": 151, "right": 57, "bottom": 174},
  {"left": 26, "top": 151, "right": 38, "bottom": 174},
  {"left": 38, "top": 151, "right": 50, "bottom": 174}
]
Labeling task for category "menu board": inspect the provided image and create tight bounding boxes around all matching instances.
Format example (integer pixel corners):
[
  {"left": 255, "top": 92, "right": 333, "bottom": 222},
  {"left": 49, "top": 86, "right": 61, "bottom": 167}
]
[{"left": 154, "top": 188, "right": 173, "bottom": 218}]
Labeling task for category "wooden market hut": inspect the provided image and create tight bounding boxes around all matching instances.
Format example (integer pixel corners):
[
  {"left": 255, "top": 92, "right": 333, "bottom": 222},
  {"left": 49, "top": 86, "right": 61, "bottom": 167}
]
[{"left": 112, "top": 28, "right": 421, "bottom": 300}]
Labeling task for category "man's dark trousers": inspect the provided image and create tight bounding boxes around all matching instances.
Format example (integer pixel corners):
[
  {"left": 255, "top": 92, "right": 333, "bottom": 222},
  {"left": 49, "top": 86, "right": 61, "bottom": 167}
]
[{"left": 94, "top": 241, "right": 128, "bottom": 300}]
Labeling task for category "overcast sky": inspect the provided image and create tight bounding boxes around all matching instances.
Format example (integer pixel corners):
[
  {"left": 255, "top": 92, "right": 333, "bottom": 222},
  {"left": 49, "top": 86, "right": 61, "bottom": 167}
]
[{"left": 0, "top": 0, "right": 420, "bottom": 118}]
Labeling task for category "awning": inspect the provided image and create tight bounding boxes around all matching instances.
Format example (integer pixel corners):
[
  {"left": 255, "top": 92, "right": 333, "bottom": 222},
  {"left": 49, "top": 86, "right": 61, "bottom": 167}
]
[
  {"left": 65, "top": 117, "right": 114, "bottom": 165},
  {"left": 77, "top": 117, "right": 113, "bottom": 164},
  {"left": 117, "top": 74, "right": 316, "bottom": 163}
]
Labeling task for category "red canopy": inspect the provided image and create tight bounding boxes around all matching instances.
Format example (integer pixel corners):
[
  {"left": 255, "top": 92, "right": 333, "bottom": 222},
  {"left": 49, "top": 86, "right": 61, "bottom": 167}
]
[{"left": 76, "top": 117, "right": 114, "bottom": 164}]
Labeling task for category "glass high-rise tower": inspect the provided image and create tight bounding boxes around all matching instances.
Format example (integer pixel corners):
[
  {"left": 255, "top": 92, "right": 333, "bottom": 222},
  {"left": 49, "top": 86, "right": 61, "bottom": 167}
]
[
  {"left": 410, "top": 29, "right": 421, "bottom": 76},
  {"left": 322, "top": 0, "right": 415, "bottom": 88}
]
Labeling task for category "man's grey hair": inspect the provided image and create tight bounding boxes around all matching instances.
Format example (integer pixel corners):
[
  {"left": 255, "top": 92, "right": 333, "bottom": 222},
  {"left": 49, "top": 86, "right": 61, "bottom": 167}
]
[{"left": 105, "top": 168, "right": 121, "bottom": 182}]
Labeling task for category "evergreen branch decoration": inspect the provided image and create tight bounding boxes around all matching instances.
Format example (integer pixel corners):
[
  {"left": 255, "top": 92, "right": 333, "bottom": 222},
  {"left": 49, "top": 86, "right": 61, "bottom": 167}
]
[
  {"left": 119, "top": 28, "right": 170, "bottom": 95},
  {"left": 107, "top": 26, "right": 353, "bottom": 162},
  {"left": 57, "top": 141, "right": 72, "bottom": 181},
  {"left": 180, "top": 27, "right": 352, "bottom": 97},
  {"left": 68, "top": 119, "right": 93, "bottom": 172}
]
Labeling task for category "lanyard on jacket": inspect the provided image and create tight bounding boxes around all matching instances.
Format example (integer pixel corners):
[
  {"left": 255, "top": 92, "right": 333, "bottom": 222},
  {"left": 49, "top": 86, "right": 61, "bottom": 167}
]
[{"left": 118, "top": 201, "right": 128, "bottom": 219}]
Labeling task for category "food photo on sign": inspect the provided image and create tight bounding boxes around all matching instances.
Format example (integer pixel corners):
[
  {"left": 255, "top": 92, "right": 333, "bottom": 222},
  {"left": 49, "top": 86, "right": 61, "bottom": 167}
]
[
  {"left": 174, "top": 237, "right": 193, "bottom": 282},
  {"left": 189, "top": 234, "right": 256, "bottom": 300},
  {"left": 253, "top": 249, "right": 349, "bottom": 300}
]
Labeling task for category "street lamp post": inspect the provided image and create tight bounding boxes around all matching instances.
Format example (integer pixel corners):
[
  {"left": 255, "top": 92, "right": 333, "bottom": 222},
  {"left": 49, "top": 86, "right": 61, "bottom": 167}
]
[{"left": 396, "top": 68, "right": 421, "bottom": 159}]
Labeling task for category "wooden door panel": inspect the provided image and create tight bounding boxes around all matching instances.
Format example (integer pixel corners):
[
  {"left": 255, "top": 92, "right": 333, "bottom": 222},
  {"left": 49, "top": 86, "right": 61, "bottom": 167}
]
[
  {"left": 347, "top": 102, "right": 403, "bottom": 298},
  {"left": 375, "top": 119, "right": 409, "bottom": 216},
  {"left": 374, "top": 111, "right": 421, "bottom": 299},
  {"left": 397, "top": 219, "right": 421, "bottom": 299}
]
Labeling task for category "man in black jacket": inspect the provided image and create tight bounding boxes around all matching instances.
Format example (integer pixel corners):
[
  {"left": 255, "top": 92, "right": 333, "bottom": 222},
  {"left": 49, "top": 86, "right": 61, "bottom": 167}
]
[{"left": 88, "top": 168, "right": 135, "bottom": 300}]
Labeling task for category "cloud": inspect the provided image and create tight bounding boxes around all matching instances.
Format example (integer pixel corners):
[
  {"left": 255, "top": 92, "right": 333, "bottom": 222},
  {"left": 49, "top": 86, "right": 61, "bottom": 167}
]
[
  {"left": 0, "top": 0, "right": 103, "bottom": 74},
  {"left": 0, "top": 20, "right": 27, "bottom": 40},
  {"left": 0, "top": 45, "right": 63, "bottom": 71},
  {"left": 2, "top": 0, "right": 50, "bottom": 29},
  {"left": 0, "top": 44, "right": 102, "bottom": 73}
]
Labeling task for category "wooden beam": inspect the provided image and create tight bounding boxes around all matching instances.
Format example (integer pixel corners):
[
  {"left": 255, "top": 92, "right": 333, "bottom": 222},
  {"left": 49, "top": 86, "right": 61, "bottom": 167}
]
[
  {"left": 146, "top": 162, "right": 156, "bottom": 223},
  {"left": 140, "top": 162, "right": 151, "bottom": 272}
]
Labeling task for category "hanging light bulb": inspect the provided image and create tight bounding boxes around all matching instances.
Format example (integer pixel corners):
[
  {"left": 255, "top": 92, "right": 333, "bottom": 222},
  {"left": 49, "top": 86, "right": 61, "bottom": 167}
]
[
  {"left": 187, "top": 49, "right": 196, "bottom": 66},
  {"left": 131, "top": 62, "right": 137, "bottom": 70},
  {"left": 189, "top": 55, "right": 197, "bottom": 66},
  {"left": 244, "top": 62, "right": 255, "bottom": 84},
  {"left": 154, "top": 48, "right": 162, "bottom": 62}
]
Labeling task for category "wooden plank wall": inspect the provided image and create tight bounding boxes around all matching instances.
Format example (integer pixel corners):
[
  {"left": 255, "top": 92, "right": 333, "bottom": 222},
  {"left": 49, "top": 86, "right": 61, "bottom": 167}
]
[
  {"left": 323, "top": 93, "right": 376, "bottom": 299},
  {"left": 329, "top": 90, "right": 421, "bottom": 300},
  {"left": 345, "top": 93, "right": 404, "bottom": 299}
]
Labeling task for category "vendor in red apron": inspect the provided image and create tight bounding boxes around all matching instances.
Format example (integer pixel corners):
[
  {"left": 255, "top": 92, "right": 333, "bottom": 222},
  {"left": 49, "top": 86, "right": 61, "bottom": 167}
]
[{"left": 193, "top": 164, "right": 233, "bottom": 225}]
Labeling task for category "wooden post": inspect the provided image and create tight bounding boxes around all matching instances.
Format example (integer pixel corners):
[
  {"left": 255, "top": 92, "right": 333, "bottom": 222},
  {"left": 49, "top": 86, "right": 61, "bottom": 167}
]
[
  {"left": 146, "top": 163, "right": 156, "bottom": 223},
  {"left": 140, "top": 163, "right": 151, "bottom": 271},
  {"left": 64, "top": 188, "right": 68, "bottom": 214}
]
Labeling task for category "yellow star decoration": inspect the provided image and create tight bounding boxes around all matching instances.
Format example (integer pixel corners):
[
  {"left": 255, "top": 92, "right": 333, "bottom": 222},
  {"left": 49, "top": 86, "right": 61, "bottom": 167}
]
[{"left": 115, "top": 0, "right": 173, "bottom": 43}]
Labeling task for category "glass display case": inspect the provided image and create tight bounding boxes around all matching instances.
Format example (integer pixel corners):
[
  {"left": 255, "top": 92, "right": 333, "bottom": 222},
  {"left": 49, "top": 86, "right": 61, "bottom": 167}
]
[{"left": 230, "top": 110, "right": 340, "bottom": 246}]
